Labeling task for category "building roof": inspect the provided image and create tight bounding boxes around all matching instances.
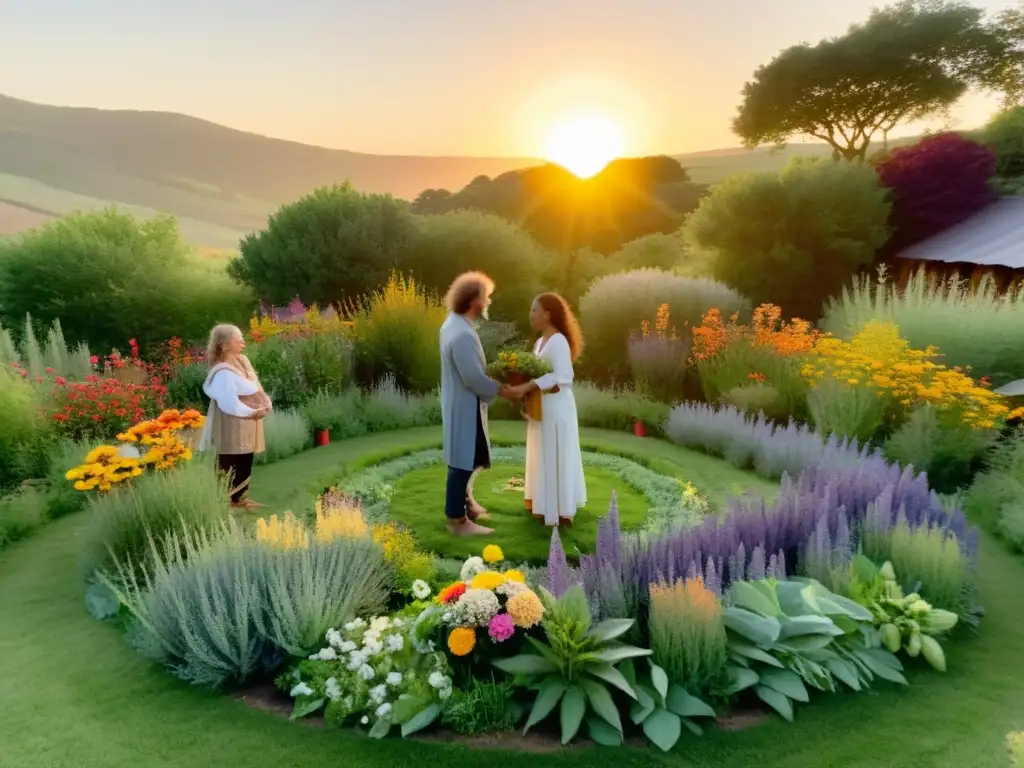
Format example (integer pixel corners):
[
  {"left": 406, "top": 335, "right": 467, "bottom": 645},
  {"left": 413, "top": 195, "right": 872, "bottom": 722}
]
[{"left": 897, "top": 197, "right": 1024, "bottom": 269}]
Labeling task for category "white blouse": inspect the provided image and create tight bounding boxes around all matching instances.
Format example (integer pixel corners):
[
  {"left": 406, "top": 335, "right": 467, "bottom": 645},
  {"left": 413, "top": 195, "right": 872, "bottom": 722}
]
[
  {"left": 203, "top": 368, "right": 258, "bottom": 418},
  {"left": 533, "top": 333, "right": 575, "bottom": 392}
]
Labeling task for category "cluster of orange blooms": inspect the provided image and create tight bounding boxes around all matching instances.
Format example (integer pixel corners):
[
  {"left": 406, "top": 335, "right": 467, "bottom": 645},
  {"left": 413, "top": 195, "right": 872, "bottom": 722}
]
[
  {"left": 67, "top": 409, "right": 205, "bottom": 492},
  {"left": 690, "top": 304, "right": 819, "bottom": 363},
  {"left": 640, "top": 303, "right": 676, "bottom": 339}
]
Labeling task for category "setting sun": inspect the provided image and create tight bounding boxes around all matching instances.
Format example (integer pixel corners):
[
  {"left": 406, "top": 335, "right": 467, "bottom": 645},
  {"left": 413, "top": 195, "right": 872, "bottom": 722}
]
[{"left": 543, "top": 115, "right": 625, "bottom": 178}]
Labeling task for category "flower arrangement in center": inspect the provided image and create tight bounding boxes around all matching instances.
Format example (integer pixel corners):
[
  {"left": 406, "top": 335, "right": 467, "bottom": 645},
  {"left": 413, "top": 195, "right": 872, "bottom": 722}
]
[
  {"left": 437, "top": 547, "right": 542, "bottom": 658},
  {"left": 487, "top": 350, "right": 551, "bottom": 420}
]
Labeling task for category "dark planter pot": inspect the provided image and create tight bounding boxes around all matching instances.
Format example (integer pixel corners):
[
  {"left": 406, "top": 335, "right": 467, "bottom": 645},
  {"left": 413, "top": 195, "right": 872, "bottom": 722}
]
[{"left": 314, "top": 429, "right": 330, "bottom": 447}]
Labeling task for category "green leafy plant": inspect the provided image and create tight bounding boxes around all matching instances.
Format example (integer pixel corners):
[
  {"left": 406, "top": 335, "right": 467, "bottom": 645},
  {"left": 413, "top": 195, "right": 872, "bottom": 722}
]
[
  {"left": 441, "top": 678, "right": 521, "bottom": 735},
  {"left": 491, "top": 585, "right": 652, "bottom": 745},
  {"left": 849, "top": 556, "right": 958, "bottom": 671},
  {"left": 615, "top": 658, "right": 717, "bottom": 752},
  {"left": 487, "top": 349, "right": 551, "bottom": 382},
  {"left": 721, "top": 578, "right": 907, "bottom": 722}
]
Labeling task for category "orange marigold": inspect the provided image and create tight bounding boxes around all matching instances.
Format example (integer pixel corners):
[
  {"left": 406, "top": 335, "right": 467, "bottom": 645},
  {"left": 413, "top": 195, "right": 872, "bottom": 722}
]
[{"left": 447, "top": 627, "right": 476, "bottom": 657}]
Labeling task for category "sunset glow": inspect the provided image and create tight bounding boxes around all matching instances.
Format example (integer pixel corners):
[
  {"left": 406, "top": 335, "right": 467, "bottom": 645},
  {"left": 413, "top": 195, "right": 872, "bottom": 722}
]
[{"left": 543, "top": 115, "right": 626, "bottom": 178}]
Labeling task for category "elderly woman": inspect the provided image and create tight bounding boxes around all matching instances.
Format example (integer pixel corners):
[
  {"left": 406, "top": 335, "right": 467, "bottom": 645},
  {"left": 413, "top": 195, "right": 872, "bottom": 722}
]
[{"left": 198, "top": 324, "right": 271, "bottom": 508}]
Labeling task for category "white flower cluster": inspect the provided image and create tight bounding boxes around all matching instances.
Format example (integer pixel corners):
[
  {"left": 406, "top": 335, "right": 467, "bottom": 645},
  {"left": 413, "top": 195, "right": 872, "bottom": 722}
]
[
  {"left": 496, "top": 580, "right": 529, "bottom": 599},
  {"left": 460, "top": 556, "right": 486, "bottom": 581},
  {"left": 411, "top": 579, "right": 432, "bottom": 600},
  {"left": 451, "top": 588, "right": 500, "bottom": 627}
]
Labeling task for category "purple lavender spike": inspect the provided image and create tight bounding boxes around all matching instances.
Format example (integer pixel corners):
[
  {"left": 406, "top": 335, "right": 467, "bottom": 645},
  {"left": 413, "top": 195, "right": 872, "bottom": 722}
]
[
  {"left": 748, "top": 545, "right": 766, "bottom": 581},
  {"left": 767, "top": 553, "right": 779, "bottom": 580},
  {"left": 546, "top": 528, "right": 570, "bottom": 597},
  {"left": 705, "top": 557, "right": 721, "bottom": 596}
]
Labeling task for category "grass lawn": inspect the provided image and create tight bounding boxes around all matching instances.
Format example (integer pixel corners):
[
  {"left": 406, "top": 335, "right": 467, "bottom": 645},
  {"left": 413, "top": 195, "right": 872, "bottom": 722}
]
[
  {"left": 2, "top": 426, "right": 1023, "bottom": 767},
  {"left": 386, "top": 460, "right": 653, "bottom": 562}
]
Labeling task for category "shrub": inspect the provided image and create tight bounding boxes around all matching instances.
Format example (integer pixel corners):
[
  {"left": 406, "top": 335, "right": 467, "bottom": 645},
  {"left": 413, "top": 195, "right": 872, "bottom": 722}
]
[
  {"left": 580, "top": 269, "right": 749, "bottom": 382},
  {"left": 627, "top": 303, "right": 690, "bottom": 403},
  {"left": 984, "top": 106, "right": 1024, "bottom": 180},
  {"left": 80, "top": 455, "right": 231, "bottom": 580},
  {"left": 301, "top": 389, "right": 365, "bottom": 436},
  {"left": 964, "top": 429, "right": 1024, "bottom": 552},
  {"left": 685, "top": 159, "right": 891, "bottom": 320},
  {"left": 648, "top": 578, "right": 728, "bottom": 693},
  {"left": 0, "top": 209, "right": 251, "bottom": 352},
  {"left": 362, "top": 375, "right": 441, "bottom": 432},
  {"left": 403, "top": 210, "right": 546, "bottom": 329},
  {"left": 875, "top": 132, "right": 997, "bottom": 251},
  {"left": 228, "top": 183, "right": 417, "bottom": 307},
  {"left": 883, "top": 405, "right": 995, "bottom": 493},
  {"left": 247, "top": 331, "right": 353, "bottom": 409},
  {"left": 664, "top": 402, "right": 866, "bottom": 480},
  {"left": 822, "top": 268, "right": 1024, "bottom": 387},
  {"left": 0, "top": 367, "right": 51, "bottom": 491},
  {"left": 166, "top": 362, "right": 209, "bottom": 411},
  {"left": 573, "top": 383, "right": 670, "bottom": 434},
  {"left": 257, "top": 408, "right": 312, "bottom": 464},
  {"left": 0, "top": 488, "right": 48, "bottom": 551},
  {"left": 352, "top": 273, "right": 445, "bottom": 394},
  {"left": 719, "top": 383, "right": 788, "bottom": 422},
  {"left": 106, "top": 519, "right": 392, "bottom": 688},
  {"left": 441, "top": 678, "right": 519, "bottom": 735},
  {"left": 44, "top": 440, "right": 91, "bottom": 521}
]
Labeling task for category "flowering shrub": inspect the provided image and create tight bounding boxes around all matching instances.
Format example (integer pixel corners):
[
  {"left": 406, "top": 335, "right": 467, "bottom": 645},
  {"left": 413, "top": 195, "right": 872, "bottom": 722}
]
[
  {"left": 802, "top": 320, "right": 1010, "bottom": 439},
  {"left": 486, "top": 349, "right": 551, "bottom": 381},
  {"left": 628, "top": 303, "right": 690, "bottom": 402},
  {"left": 281, "top": 614, "right": 453, "bottom": 739},
  {"left": 249, "top": 300, "right": 353, "bottom": 343},
  {"left": 649, "top": 577, "right": 728, "bottom": 693},
  {"left": 65, "top": 409, "right": 204, "bottom": 492},
  {"left": 48, "top": 373, "right": 167, "bottom": 441}
]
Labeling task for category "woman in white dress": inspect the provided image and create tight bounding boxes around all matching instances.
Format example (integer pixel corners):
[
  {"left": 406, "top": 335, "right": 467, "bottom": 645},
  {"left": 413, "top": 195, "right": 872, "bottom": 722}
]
[{"left": 506, "top": 293, "right": 587, "bottom": 527}]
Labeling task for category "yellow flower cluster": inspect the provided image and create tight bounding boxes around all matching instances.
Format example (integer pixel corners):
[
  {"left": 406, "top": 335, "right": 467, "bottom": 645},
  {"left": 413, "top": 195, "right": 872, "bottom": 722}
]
[
  {"left": 506, "top": 590, "right": 544, "bottom": 629},
  {"left": 68, "top": 409, "right": 203, "bottom": 492},
  {"left": 314, "top": 495, "right": 369, "bottom": 541},
  {"left": 471, "top": 571, "right": 505, "bottom": 590},
  {"left": 65, "top": 445, "right": 144, "bottom": 492},
  {"left": 248, "top": 304, "right": 353, "bottom": 343},
  {"left": 802, "top": 321, "right": 1009, "bottom": 429},
  {"left": 255, "top": 511, "right": 309, "bottom": 549}
]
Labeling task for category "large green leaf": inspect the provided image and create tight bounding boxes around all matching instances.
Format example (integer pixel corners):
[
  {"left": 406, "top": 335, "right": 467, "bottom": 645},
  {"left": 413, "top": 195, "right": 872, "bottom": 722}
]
[
  {"left": 724, "top": 607, "right": 781, "bottom": 645},
  {"left": 729, "top": 580, "right": 780, "bottom": 617},
  {"left": 525, "top": 636, "right": 562, "bottom": 666},
  {"left": 594, "top": 645, "right": 654, "bottom": 664},
  {"left": 730, "top": 641, "right": 784, "bottom": 667},
  {"left": 630, "top": 685, "right": 656, "bottom": 725},
  {"left": 649, "top": 661, "right": 669, "bottom": 702},
  {"left": 587, "top": 663, "right": 637, "bottom": 699},
  {"left": 682, "top": 718, "right": 704, "bottom": 737},
  {"left": 723, "top": 665, "right": 760, "bottom": 695},
  {"left": 525, "top": 678, "right": 566, "bottom": 732},
  {"left": 778, "top": 633, "right": 834, "bottom": 652},
  {"left": 401, "top": 703, "right": 441, "bottom": 737},
  {"left": 560, "top": 688, "right": 587, "bottom": 744},
  {"left": 815, "top": 594, "right": 874, "bottom": 622},
  {"left": 289, "top": 696, "right": 325, "bottom": 721},
  {"left": 852, "top": 554, "right": 879, "bottom": 583},
  {"left": 750, "top": 579, "right": 783, "bottom": 612},
  {"left": 587, "top": 715, "right": 623, "bottom": 746},
  {"left": 779, "top": 615, "right": 844, "bottom": 639},
  {"left": 580, "top": 677, "right": 623, "bottom": 733},
  {"left": 559, "top": 586, "right": 593, "bottom": 631},
  {"left": 368, "top": 715, "right": 393, "bottom": 739},
  {"left": 587, "top": 619, "right": 635, "bottom": 643},
  {"left": 643, "top": 708, "right": 682, "bottom": 752},
  {"left": 392, "top": 694, "right": 429, "bottom": 724},
  {"left": 755, "top": 685, "right": 794, "bottom": 722},
  {"left": 666, "top": 685, "right": 716, "bottom": 719},
  {"left": 775, "top": 581, "right": 814, "bottom": 617},
  {"left": 826, "top": 659, "right": 862, "bottom": 691},
  {"left": 619, "top": 658, "right": 637, "bottom": 688},
  {"left": 858, "top": 650, "right": 908, "bottom": 685},
  {"left": 493, "top": 653, "right": 559, "bottom": 676},
  {"left": 758, "top": 668, "right": 810, "bottom": 703}
]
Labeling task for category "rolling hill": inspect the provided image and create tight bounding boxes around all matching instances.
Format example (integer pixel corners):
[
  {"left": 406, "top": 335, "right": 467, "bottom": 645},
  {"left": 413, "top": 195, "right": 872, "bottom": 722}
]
[{"left": 0, "top": 93, "right": 854, "bottom": 247}]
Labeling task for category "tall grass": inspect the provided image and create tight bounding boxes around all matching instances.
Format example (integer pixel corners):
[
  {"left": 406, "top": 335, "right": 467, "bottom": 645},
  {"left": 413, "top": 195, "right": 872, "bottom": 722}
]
[
  {"left": 361, "top": 374, "right": 441, "bottom": 432},
  {"left": 0, "top": 316, "right": 93, "bottom": 378},
  {"left": 648, "top": 578, "right": 728, "bottom": 693},
  {"left": 0, "top": 366, "right": 50, "bottom": 491},
  {"left": 257, "top": 408, "right": 312, "bottom": 464},
  {"left": 105, "top": 518, "right": 391, "bottom": 688},
  {"left": 822, "top": 269, "right": 1024, "bottom": 386},
  {"left": 352, "top": 272, "right": 446, "bottom": 393},
  {"left": 80, "top": 454, "right": 231, "bottom": 580}
]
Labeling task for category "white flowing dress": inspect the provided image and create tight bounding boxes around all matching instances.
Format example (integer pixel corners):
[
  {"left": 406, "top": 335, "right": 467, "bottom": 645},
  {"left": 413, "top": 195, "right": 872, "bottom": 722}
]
[{"left": 524, "top": 333, "right": 587, "bottom": 526}]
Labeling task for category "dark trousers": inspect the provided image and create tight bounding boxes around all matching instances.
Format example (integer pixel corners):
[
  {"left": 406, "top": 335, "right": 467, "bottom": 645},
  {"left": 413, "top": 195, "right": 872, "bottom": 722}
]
[
  {"left": 218, "top": 453, "right": 254, "bottom": 503},
  {"left": 445, "top": 406, "right": 490, "bottom": 520}
]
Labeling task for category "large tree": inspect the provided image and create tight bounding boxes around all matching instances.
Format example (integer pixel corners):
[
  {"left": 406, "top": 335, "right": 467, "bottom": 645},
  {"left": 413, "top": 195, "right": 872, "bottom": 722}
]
[
  {"left": 734, "top": 1, "right": 1013, "bottom": 163},
  {"left": 228, "top": 183, "right": 417, "bottom": 308},
  {"left": 685, "top": 159, "right": 891, "bottom": 320}
]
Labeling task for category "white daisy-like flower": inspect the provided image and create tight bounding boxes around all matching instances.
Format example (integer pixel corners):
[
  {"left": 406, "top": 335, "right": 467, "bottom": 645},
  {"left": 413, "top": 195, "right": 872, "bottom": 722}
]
[
  {"left": 411, "top": 580, "right": 432, "bottom": 600},
  {"left": 359, "top": 664, "right": 375, "bottom": 681},
  {"left": 360, "top": 716, "right": 369, "bottom": 725},
  {"left": 386, "top": 672, "right": 403, "bottom": 687},
  {"left": 385, "top": 634, "right": 404, "bottom": 653},
  {"left": 369, "top": 684, "right": 388, "bottom": 704},
  {"left": 370, "top": 616, "right": 391, "bottom": 633},
  {"left": 324, "top": 677, "right": 343, "bottom": 701},
  {"left": 375, "top": 702, "right": 393, "bottom": 718},
  {"left": 428, "top": 671, "right": 447, "bottom": 689},
  {"left": 290, "top": 682, "right": 314, "bottom": 698},
  {"left": 460, "top": 556, "right": 486, "bottom": 581},
  {"left": 325, "top": 628, "right": 343, "bottom": 647},
  {"left": 439, "top": 687, "right": 452, "bottom": 701}
]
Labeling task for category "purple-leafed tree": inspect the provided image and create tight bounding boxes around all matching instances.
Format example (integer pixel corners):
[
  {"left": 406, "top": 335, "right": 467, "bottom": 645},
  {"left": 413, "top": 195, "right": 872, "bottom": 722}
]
[{"left": 875, "top": 132, "right": 997, "bottom": 252}]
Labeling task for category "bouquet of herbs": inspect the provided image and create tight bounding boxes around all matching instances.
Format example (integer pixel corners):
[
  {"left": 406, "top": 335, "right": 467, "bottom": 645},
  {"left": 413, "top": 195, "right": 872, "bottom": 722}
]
[{"left": 487, "top": 349, "right": 551, "bottom": 384}]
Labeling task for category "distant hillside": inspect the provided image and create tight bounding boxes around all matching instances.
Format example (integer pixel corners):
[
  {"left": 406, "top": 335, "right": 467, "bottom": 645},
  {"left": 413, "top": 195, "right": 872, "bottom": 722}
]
[{"left": 0, "top": 93, "right": 921, "bottom": 247}]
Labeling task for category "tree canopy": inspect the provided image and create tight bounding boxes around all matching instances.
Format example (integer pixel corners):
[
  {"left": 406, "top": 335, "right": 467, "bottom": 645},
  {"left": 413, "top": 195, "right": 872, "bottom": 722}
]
[
  {"left": 228, "top": 183, "right": 417, "bottom": 308},
  {"left": 685, "top": 159, "right": 891, "bottom": 320},
  {"left": 410, "top": 156, "right": 704, "bottom": 254},
  {"left": 734, "top": 1, "right": 1016, "bottom": 162},
  {"left": 985, "top": 106, "right": 1024, "bottom": 184}
]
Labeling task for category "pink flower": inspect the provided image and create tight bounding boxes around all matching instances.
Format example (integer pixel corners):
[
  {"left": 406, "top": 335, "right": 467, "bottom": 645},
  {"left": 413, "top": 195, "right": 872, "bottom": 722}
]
[{"left": 488, "top": 613, "right": 515, "bottom": 643}]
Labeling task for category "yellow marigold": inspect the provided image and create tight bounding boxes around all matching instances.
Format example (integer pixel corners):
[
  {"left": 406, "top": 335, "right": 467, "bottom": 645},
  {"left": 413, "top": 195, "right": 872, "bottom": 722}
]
[
  {"left": 506, "top": 589, "right": 544, "bottom": 629},
  {"left": 482, "top": 545, "right": 504, "bottom": 564},
  {"left": 504, "top": 569, "right": 526, "bottom": 583},
  {"left": 471, "top": 570, "right": 505, "bottom": 591},
  {"left": 448, "top": 626, "right": 476, "bottom": 657}
]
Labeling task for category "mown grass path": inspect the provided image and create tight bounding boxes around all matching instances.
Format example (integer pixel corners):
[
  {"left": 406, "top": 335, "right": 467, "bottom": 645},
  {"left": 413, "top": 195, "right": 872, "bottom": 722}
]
[{"left": 1, "top": 425, "right": 1022, "bottom": 767}]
